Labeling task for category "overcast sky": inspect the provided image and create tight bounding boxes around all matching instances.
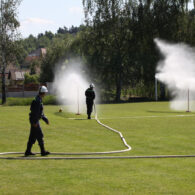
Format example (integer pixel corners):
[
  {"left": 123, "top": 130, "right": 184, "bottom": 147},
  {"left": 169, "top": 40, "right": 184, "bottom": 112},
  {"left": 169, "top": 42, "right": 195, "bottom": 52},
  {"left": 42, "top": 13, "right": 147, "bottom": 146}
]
[
  {"left": 18, "top": 0, "right": 194, "bottom": 38},
  {"left": 18, "top": 0, "right": 84, "bottom": 38}
]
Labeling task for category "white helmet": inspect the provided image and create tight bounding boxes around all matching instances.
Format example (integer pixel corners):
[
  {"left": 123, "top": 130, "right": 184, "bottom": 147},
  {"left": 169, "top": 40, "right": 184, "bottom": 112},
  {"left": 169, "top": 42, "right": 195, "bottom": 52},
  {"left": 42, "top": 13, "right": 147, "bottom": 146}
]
[
  {"left": 90, "top": 83, "right": 95, "bottom": 88},
  {"left": 39, "top": 86, "right": 48, "bottom": 93}
]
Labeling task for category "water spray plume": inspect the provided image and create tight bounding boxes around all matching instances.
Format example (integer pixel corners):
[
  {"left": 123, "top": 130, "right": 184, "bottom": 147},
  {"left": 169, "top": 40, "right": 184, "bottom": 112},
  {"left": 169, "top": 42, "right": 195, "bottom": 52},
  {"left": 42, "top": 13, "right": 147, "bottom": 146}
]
[
  {"left": 155, "top": 38, "right": 195, "bottom": 111},
  {"left": 53, "top": 61, "right": 89, "bottom": 114}
]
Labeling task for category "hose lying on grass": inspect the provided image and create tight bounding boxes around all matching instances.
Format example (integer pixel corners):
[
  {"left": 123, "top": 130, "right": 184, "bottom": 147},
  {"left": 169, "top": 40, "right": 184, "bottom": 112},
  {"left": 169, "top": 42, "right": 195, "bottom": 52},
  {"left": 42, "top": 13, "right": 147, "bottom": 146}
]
[
  {"left": 0, "top": 105, "right": 195, "bottom": 160},
  {"left": 0, "top": 104, "right": 131, "bottom": 159}
]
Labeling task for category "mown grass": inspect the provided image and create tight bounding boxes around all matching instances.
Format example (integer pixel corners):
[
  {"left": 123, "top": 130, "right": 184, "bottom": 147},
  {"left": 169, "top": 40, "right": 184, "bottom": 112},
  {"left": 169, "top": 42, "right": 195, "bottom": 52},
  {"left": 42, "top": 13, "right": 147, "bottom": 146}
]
[{"left": 0, "top": 102, "right": 195, "bottom": 194}]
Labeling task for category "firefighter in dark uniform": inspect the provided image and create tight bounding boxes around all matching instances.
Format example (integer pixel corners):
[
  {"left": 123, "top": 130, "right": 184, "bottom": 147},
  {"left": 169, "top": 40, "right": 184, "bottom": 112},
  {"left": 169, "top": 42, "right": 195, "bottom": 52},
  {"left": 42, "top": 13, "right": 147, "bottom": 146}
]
[
  {"left": 24, "top": 86, "right": 50, "bottom": 156},
  {"left": 85, "top": 83, "right": 95, "bottom": 119}
]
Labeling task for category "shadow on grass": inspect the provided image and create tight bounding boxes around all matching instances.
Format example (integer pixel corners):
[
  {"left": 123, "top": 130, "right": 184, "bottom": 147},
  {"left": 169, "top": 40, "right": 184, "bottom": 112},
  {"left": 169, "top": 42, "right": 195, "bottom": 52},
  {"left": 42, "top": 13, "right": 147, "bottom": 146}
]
[
  {"left": 54, "top": 112, "right": 86, "bottom": 119},
  {"left": 54, "top": 112, "right": 72, "bottom": 118},
  {"left": 71, "top": 119, "right": 89, "bottom": 120}
]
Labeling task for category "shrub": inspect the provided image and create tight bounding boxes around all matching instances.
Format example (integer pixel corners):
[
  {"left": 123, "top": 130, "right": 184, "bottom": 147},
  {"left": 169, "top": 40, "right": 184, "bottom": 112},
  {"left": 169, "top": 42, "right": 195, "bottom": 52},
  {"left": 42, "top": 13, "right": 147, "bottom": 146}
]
[
  {"left": 4, "top": 95, "right": 58, "bottom": 106},
  {"left": 43, "top": 95, "right": 58, "bottom": 105},
  {"left": 24, "top": 73, "right": 39, "bottom": 84},
  {"left": 5, "top": 97, "right": 33, "bottom": 106}
]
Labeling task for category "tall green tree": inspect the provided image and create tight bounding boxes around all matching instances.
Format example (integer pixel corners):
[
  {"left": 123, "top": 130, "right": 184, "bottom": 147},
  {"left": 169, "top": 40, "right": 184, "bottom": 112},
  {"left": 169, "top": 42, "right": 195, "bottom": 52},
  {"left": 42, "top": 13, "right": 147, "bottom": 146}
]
[
  {"left": 0, "top": 0, "right": 21, "bottom": 104},
  {"left": 83, "top": 0, "right": 136, "bottom": 102},
  {"left": 40, "top": 34, "right": 75, "bottom": 82},
  {"left": 36, "top": 0, "right": 195, "bottom": 101}
]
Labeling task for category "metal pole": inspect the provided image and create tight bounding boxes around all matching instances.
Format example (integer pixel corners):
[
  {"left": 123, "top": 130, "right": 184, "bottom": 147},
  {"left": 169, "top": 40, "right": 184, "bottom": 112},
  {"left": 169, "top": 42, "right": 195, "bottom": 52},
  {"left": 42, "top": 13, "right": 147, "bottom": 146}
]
[
  {"left": 76, "top": 86, "right": 80, "bottom": 115},
  {"left": 155, "top": 77, "right": 158, "bottom": 101},
  {"left": 187, "top": 89, "right": 190, "bottom": 112},
  {"left": 23, "top": 79, "right": 24, "bottom": 97}
]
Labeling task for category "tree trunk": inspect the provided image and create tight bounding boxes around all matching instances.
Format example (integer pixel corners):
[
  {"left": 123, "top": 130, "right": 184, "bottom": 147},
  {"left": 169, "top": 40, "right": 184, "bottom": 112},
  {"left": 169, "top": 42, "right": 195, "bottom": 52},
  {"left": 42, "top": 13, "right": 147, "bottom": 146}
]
[
  {"left": 1, "top": 49, "right": 6, "bottom": 104},
  {"left": 1, "top": 66, "right": 6, "bottom": 104},
  {"left": 115, "top": 72, "right": 122, "bottom": 102}
]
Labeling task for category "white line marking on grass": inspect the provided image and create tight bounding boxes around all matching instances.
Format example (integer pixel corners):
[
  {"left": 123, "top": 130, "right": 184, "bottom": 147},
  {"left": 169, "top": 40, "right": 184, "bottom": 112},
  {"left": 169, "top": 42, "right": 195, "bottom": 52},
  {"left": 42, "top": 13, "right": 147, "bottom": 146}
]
[
  {"left": 0, "top": 154, "right": 195, "bottom": 160},
  {"left": 69, "top": 114, "right": 195, "bottom": 120},
  {"left": 1, "top": 108, "right": 195, "bottom": 160}
]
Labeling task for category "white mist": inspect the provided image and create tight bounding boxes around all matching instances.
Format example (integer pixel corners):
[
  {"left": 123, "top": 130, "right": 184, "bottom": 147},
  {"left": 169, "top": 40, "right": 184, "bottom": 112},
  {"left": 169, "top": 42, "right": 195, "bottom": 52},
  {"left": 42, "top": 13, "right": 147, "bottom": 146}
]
[
  {"left": 155, "top": 38, "right": 195, "bottom": 111},
  {"left": 53, "top": 61, "right": 90, "bottom": 113}
]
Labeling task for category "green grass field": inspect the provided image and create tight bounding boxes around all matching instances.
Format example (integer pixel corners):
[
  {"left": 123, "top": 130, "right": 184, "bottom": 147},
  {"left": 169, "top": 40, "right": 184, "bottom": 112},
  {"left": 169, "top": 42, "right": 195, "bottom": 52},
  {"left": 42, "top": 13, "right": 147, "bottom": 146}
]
[{"left": 0, "top": 102, "right": 195, "bottom": 194}]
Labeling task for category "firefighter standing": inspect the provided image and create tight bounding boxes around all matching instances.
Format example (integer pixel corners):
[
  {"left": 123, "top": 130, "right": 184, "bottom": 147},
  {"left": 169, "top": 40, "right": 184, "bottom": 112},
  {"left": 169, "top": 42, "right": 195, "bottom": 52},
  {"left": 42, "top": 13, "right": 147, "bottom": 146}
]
[
  {"left": 24, "top": 86, "right": 50, "bottom": 156},
  {"left": 85, "top": 84, "right": 95, "bottom": 119}
]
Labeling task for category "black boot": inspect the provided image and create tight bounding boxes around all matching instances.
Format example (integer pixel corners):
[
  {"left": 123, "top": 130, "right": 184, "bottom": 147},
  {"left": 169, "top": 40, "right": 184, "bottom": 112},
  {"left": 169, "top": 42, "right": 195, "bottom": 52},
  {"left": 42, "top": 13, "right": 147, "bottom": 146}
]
[
  {"left": 88, "top": 114, "right": 91, "bottom": 119},
  {"left": 25, "top": 142, "right": 35, "bottom": 156},
  {"left": 41, "top": 151, "right": 50, "bottom": 156},
  {"left": 40, "top": 143, "right": 50, "bottom": 156},
  {"left": 25, "top": 151, "right": 36, "bottom": 156}
]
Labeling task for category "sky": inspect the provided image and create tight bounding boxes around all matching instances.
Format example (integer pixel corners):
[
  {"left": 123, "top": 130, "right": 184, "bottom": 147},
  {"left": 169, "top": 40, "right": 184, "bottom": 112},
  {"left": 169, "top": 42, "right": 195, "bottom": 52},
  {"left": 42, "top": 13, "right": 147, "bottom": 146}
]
[
  {"left": 18, "top": 0, "right": 194, "bottom": 38},
  {"left": 18, "top": 0, "right": 84, "bottom": 38}
]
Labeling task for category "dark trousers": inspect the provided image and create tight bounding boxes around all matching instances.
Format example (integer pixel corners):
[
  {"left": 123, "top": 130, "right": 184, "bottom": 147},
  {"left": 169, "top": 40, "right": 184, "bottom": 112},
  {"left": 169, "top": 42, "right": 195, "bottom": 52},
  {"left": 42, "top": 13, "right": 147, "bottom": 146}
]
[
  {"left": 86, "top": 101, "right": 93, "bottom": 116},
  {"left": 26, "top": 121, "right": 45, "bottom": 153}
]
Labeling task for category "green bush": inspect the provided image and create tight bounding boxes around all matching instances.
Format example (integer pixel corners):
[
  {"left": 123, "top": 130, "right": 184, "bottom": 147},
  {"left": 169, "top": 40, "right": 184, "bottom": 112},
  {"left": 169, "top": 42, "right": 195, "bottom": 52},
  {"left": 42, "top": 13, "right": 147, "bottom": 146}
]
[
  {"left": 4, "top": 95, "right": 58, "bottom": 106},
  {"left": 43, "top": 95, "right": 58, "bottom": 105},
  {"left": 24, "top": 73, "right": 39, "bottom": 84},
  {"left": 5, "top": 97, "right": 34, "bottom": 106}
]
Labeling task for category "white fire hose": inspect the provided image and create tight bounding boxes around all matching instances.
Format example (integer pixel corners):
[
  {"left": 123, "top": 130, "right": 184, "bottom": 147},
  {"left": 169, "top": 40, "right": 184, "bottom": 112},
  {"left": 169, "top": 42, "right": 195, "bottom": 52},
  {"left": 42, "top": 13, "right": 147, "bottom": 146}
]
[{"left": 0, "top": 104, "right": 194, "bottom": 160}]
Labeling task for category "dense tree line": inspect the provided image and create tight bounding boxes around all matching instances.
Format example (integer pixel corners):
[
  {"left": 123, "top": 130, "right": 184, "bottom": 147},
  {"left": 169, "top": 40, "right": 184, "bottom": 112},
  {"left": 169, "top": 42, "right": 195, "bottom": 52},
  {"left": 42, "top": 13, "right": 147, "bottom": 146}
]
[
  {"left": 5, "top": 0, "right": 195, "bottom": 103},
  {"left": 15, "top": 25, "right": 83, "bottom": 66},
  {"left": 39, "top": 1, "right": 195, "bottom": 102},
  {"left": 80, "top": 0, "right": 195, "bottom": 101}
]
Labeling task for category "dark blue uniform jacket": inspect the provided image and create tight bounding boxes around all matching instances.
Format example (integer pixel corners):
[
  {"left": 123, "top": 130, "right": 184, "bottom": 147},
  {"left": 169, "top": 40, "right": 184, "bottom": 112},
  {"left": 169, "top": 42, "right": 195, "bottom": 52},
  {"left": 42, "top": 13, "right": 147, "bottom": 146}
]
[
  {"left": 85, "top": 88, "right": 95, "bottom": 103},
  {"left": 29, "top": 95, "right": 48, "bottom": 124}
]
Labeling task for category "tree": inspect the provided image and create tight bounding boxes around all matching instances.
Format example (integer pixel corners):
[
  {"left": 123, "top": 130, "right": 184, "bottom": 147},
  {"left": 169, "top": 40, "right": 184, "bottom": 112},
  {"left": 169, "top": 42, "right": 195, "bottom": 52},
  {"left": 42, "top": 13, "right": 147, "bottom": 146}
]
[
  {"left": 40, "top": 34, "right": 74, "bottom": 82},
  {"left": 45, "top": 31, "right": 54, "bottom": 40},
  {"left": 123, "top": 0, "right": 190, "bottom": 99},
  {"left": 0, "top": 0, "right": 21, "bottom": 104},
  {"left": 37, "top": 35, "right": 50, "bottom": 48},
  {"left": 57, "top": 26, "right": 68, "bottom": 34},
  {"left": 83, "top": 0, "right": 136, "bottom": 102},
  {"left": 24, "top": 73, "right": 39, "bottom": 84}
]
